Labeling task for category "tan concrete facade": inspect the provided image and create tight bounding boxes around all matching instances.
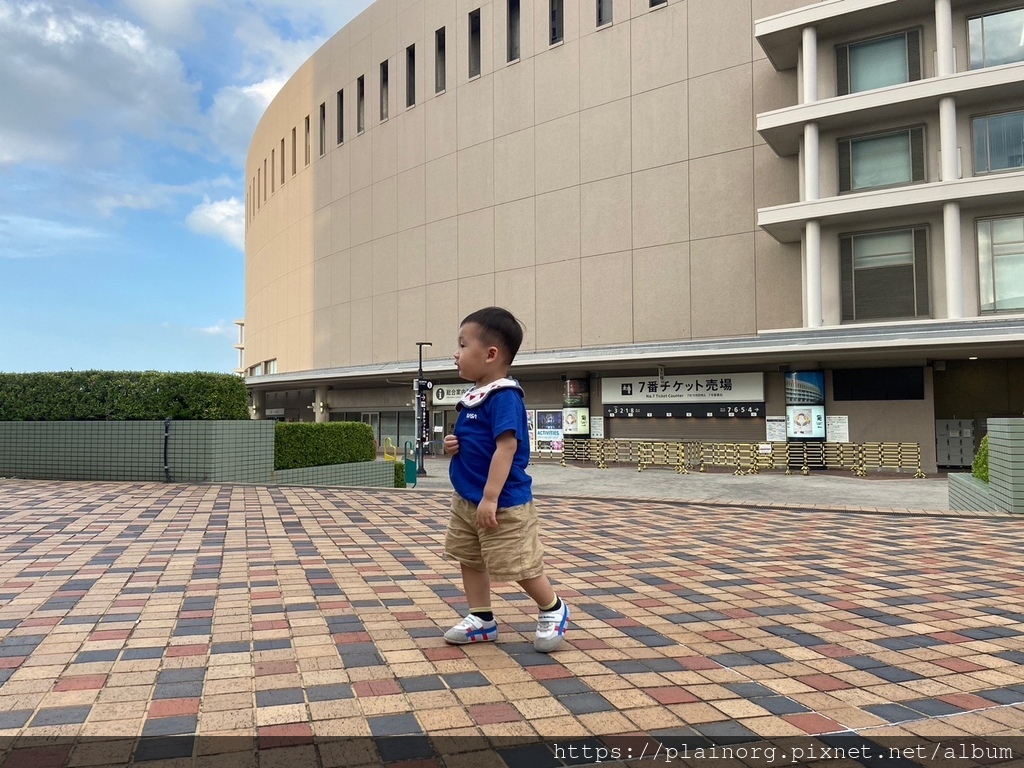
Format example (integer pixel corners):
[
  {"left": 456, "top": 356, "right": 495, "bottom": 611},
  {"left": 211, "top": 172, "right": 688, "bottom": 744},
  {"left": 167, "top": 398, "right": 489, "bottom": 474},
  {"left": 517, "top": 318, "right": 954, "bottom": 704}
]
[
  {"left": 244, "top": 0, "right": 814, "bottom": 374},
  {"left": 244, "top": 0, "right": 1024, "bottom": 472}
]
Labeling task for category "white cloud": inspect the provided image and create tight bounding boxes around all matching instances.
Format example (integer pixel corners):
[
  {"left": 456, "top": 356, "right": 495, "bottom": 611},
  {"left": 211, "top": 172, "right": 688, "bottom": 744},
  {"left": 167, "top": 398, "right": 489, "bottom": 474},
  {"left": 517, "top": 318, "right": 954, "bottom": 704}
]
[
  {"left": 194, "top": 319, "right": 235, "bottom": 337},
  {"left": 0, "top": 214, "right": 104, "bottom": 259},
  {"left": 186, "top": 196, "right": 245, "bottom": 250},
  {"left": 95, "top": 176, "right": 235, "bottom": 217},
  {"left": 207, "top": 78, "right": 287, "bottom": 164},
  {"left": 0, "top": 1, "right": 201, "bottom": 166}
]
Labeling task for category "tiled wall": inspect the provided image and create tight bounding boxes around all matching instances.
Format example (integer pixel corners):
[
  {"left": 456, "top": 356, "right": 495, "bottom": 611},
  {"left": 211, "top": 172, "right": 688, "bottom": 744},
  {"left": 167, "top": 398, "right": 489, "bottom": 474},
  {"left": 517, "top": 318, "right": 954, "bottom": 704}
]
[
  {"left": 0, "top": 421, "right": 274, "bottom": 484},
  {"left": 273, "top": 461, "right": 394, "bottom": 488},
  {"left": 949, "top": 418, "right": 1023, "bottom": 514},
  {"left": 987, "top": 418, "right": 1024, "bottom": 514}
]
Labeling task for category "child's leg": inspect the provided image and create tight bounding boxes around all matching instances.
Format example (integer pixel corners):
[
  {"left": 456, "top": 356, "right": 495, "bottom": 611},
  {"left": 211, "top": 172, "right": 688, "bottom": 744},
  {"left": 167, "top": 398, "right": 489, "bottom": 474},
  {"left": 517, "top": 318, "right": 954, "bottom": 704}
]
[
  {"left": 517, "top": 574, "right": 554, "bottom": 607},
  {"left": 462, "top": 563, "right": 492, "bottom": 609}
]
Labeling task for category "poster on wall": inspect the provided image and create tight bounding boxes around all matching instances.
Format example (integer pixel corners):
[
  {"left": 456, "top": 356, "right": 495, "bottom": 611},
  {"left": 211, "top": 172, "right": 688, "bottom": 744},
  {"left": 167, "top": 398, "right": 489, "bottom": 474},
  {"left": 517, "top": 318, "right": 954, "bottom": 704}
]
[
  {"left": 563, "top": 379, "right": 590, "bottom": 407},
  {"left": 526, "top": 410, "right": 536, "bottom": 453},
  {"left": 766, "top": 416, "right": 787, "bottom": 442},
  {"left": 785, "top": 371, "right": 825, "bottom": 405},
  {"left": 535, "top": 410, "right": 564, "bottom": 452},
  {"left": 562, "top": 408, "right": 590, "bottom": 435},
  {"left": 785, "top": 371, "right": 825, "bottom": 439},
  {"left": 787, "top": 406, "right": 826, "bottom": 438},
  {"left": 826, "top": 415, "right": 850, "bottom": 443},
  {"left": 590, "top": 416, "right": 605, "bottom": 439}
]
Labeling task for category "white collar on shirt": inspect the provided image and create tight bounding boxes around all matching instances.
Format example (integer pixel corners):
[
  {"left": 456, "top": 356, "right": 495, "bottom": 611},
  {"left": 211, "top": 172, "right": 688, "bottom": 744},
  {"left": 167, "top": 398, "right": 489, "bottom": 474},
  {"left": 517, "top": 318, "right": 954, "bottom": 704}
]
[{"left": 457, "top": 377, "right": 524, "bottom": 410}]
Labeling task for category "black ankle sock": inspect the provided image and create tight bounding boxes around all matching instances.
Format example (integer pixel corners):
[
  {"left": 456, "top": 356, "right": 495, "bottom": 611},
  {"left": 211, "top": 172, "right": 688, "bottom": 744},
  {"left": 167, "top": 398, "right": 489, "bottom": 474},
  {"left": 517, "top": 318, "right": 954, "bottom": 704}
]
[
  {"left": 470, "top": 610, "right": 494, "bottom": 622},
  {"left": 541, "top": 597, "right": 562, "bottom": 613}
]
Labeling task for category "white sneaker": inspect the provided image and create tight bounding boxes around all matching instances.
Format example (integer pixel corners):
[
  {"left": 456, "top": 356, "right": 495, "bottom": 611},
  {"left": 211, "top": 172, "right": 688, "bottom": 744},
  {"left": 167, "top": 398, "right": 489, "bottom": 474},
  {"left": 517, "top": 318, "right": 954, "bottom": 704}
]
[
  {"left": 444, "top": 614, "right": 498, "bottom": 645},
  {"left": 534, "top": 601, "right": 570, "bottom": 653}
]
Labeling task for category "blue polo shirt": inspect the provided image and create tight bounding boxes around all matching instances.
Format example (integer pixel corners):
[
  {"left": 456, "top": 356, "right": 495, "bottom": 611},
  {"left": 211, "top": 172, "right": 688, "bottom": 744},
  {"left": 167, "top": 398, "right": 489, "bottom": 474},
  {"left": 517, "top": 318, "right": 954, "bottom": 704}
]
[{"left": 449, "top": 387, "right": 532, "bottom": 508}]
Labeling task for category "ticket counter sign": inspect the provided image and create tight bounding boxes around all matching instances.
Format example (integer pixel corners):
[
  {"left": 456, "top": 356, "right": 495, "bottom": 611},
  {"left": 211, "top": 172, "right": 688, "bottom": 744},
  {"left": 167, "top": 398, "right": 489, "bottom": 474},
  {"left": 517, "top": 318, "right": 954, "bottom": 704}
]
[{"left": 602, "top": 373, "right": 764, "bottom": 403}]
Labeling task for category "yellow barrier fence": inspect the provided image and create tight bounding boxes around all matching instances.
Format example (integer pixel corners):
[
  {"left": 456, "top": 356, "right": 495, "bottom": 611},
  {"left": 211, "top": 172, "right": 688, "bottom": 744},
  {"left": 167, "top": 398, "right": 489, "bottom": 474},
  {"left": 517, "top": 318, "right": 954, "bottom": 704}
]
[{"left": 555, "top": 439, "right": 926, "bottom": 477}]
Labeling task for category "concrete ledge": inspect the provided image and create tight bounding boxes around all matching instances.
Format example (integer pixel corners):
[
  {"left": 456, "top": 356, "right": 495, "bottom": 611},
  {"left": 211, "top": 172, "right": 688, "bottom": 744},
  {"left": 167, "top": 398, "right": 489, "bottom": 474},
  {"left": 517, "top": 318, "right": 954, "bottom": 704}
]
[
  {"left": 948, "top": 473, "right": 1000, "bottom": 513},
  {"left": 273, "top": 461, "right": 395, "bottom": 488}
]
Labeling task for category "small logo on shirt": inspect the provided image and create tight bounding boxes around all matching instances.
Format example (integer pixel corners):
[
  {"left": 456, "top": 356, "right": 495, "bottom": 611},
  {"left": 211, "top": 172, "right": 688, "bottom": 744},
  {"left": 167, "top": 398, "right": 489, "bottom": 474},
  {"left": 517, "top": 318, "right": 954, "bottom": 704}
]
[{"left": 466, "top": 413, "right": 478, "bottom": 419}]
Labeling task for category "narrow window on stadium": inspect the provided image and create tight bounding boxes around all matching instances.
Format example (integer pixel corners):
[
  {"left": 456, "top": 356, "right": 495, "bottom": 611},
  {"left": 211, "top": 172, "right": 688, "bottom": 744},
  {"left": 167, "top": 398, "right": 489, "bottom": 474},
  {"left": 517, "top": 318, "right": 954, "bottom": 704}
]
[
  {"left": 978, "top": 215, "right": 1024, "bottom": 313},
  {"left": 304, "top": 115, "right": 310, "bottom": 166},
  {"left": 597, "top": 0, "right": 612, "bottom": 27},
  {"left": 973, "top": 109, "right": 1024, "bottom": 174},
  {"left": 507, "top": 0, "right": 520, "bottom": 62},
  {"left": 833, "top": 368, "right": 925, "bottom": 401},
  {"left": 435, "top": 27, "right": 447, "bottom": 92},
  {"left": 262, "top": 159, "right": 267, "bottom": 198},
  {"left": 836, "top": 28, "right": 921, "bottom": 95},
  {"left": 380, "top": 60, "right": 389, "bottom": 121},
  {"left": 256, "top": 169, "right": 260, "bottom": 208},
  {"left": 838, "top": 126, "right": 925, "bottom": 193},
  {"left": 319, "top": 102, "right": 326, "bottom": 156},
  {"left": 969, "top": 6, "right": 1024, "bottom": 69},
  {"left": 357, "top": 75, "right": 366, "bottom": 133},
  {"left": 469, "top": 9, "right": 481, "bottom": 78},
  {"left": 406, "top": 45, "right": 416, "bottom": 107},
  {"left": 337, "top": 89, "right": 344, "bottom": 144},
  {"left": 280, "top": 138, "right": 285, "bottom": 181},
  {"left": 649, "top": 0, "right": 666, "bottom": 9},
  {"left": 550, "top": 0, "right": 563, "bottom": 44},
  {"left": 840, "top": 227, "right": 930, "bottom": 322},
  {"left": 271, "top": 149, "right": 275, "bottom": 192},
  {"left": 291, "top": 127, "right": 297, "bottom": 175}
]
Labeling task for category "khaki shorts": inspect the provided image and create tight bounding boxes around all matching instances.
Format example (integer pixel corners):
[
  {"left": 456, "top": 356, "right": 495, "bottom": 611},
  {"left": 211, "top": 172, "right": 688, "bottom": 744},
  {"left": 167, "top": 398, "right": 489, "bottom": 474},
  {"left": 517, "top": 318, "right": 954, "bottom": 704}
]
[{"left": 443, "top": 494, "right": 545, "bottom": 582}]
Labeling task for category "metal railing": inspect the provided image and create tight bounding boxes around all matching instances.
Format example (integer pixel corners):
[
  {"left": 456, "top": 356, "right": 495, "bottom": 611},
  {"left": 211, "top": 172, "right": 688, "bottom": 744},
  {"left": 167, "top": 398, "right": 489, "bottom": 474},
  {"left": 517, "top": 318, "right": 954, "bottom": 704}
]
[{"left": 553, "top": 438, "right": 926, "bottom": 477}]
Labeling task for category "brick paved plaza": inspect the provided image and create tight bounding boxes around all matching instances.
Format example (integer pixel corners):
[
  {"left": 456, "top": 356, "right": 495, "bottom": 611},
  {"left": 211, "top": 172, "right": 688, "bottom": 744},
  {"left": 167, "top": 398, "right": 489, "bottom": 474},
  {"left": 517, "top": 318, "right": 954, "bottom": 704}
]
[{"left": 0, "top": 480, "right": 1021, "bottom": 767}]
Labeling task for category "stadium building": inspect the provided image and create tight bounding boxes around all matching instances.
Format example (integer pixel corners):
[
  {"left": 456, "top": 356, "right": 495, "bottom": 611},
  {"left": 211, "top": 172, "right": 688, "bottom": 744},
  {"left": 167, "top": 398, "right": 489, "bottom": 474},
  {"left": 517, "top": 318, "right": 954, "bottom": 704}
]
[{"left": 243, "top": 0, "right": 1024, "bottom": 472}]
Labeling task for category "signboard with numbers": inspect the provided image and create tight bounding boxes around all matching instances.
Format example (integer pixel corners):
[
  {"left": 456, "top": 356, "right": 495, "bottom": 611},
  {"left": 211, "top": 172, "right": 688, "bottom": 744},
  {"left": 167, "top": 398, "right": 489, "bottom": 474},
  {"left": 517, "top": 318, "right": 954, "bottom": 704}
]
[
  {"left": 601, "top": 373, "right": 764, "bottom": 404},
  {"left": 606, "top": 403, "right": 763, "bottom": 419}
]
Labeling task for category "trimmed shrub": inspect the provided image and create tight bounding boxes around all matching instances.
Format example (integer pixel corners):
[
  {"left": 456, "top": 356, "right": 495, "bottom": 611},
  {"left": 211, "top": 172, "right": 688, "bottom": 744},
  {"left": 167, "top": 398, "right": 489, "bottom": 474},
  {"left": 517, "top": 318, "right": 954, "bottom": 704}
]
[
  {"left": 394, "top": 461, "right": 407, "bottom": 488},
  {"left": 275, "top": 422, "right": 376, "bottom": 470},
  {"left": 0, "top": 371, "right": 248, "bottom": 421},
  {"left": 972, "top": 434, "right": 989, "bottom": 483}
]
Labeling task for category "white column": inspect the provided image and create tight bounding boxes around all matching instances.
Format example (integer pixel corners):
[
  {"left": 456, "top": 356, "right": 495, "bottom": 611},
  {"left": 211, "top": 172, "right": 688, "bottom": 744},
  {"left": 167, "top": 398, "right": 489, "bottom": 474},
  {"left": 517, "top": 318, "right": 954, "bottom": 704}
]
[
  {"left": 801, "top": 26, "right": 818, "bottom": 104},
  {"left": 250, "top": 389, "right": 264, "bottom": 420},
  {"left": 939, "top": 90, "right": 963, "bottom": 319},
  {"left": 803, "top": 122, "right": 820, "bottom": 201},
  {"left": 935, "top": 0, "right": 955, "bottom": 77},
  {"left": 801, "top": 27, "right": 821, "bottom": 329},
  {"left": 314, "top": 386, "right": 329, "bottom": 423},
  {"left": 944, "top": 202, "right": 964, "bottom": 318},
  {"left": 805, "top": 220, "right": 822, "bottom": 328},
  {"left": 939, "top": 96, "right": 958, "bottom": 182}
]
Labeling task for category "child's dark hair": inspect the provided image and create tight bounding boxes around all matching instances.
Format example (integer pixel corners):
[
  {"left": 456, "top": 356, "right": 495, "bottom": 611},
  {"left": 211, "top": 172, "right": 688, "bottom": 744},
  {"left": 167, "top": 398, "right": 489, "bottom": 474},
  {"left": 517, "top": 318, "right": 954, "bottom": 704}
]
[{"left": 462, "top": 307, "right": 524, "bottom": 363}]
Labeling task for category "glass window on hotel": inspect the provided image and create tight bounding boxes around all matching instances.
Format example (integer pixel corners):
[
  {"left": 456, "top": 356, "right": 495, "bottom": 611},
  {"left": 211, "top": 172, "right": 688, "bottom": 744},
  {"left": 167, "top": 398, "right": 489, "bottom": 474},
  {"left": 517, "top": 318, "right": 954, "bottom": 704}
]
[
  {"left": 836, "top": 29, "right": 921, "bottom": 95},
  {"left": 973, "top": 109, "right": 1024, "bottom": 173},
  {"left": 970, "top": 7, "right": 1024, "bottom": 69},
  {"left": 840, "top": 228, "right": 930, "bottom": 322},
  {"left": 838, "top": 126, "right": 925, "bottom": 192},
  {"left": 978, "top": 216, "right": 1024, "bottom": 312}
]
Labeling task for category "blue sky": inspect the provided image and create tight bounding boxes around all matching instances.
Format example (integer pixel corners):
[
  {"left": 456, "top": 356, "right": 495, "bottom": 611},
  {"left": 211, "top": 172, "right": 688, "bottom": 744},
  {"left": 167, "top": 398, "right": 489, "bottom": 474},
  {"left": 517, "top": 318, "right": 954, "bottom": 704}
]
[{"left": 0, "top": 0, "right": 369, "bottom": 373}]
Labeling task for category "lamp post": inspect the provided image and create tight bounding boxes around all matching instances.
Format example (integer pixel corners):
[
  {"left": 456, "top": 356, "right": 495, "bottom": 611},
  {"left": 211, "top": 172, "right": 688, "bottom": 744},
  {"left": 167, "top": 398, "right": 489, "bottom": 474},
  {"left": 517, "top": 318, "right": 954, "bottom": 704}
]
[{"left": 415, "top": 341, "right": 432, "bottom": 476}]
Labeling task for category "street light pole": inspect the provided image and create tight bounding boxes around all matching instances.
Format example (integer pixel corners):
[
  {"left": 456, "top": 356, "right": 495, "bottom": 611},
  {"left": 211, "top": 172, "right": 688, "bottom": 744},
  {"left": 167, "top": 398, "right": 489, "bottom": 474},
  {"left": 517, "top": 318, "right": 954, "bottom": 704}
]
[{"left": 415, "top": 341, "right": 432, "bottom": 476}]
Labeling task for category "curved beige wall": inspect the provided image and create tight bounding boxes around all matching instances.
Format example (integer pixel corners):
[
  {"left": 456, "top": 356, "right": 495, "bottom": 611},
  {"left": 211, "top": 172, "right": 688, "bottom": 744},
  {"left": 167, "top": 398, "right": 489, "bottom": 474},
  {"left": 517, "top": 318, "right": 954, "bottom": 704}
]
[{"left": 244, "top": 0, "right": 805, "bottom": 375}]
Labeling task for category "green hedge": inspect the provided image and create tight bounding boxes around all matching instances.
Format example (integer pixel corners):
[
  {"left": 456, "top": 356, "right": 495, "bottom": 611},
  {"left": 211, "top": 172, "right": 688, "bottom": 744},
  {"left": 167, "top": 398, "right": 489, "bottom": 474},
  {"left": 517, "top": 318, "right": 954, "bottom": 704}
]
[
  {"left": 275, "top": 422, "right": 376, "bottom": 470},
  {"left": 0, "top": 371, "right": 249, "bottom": 421},
  {"left": 972, "top": 434, "right": 989, "bottom": 483},
  {"left": 394, "top": 461, "right": 407, "bottom": 488}
]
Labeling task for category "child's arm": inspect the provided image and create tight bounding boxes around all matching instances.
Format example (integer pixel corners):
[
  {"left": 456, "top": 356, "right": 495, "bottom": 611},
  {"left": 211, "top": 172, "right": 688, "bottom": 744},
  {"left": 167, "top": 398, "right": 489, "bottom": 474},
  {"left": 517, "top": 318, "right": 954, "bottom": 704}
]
[{"left": 476, "top": 431, "right": 517, "bottom": 529}]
